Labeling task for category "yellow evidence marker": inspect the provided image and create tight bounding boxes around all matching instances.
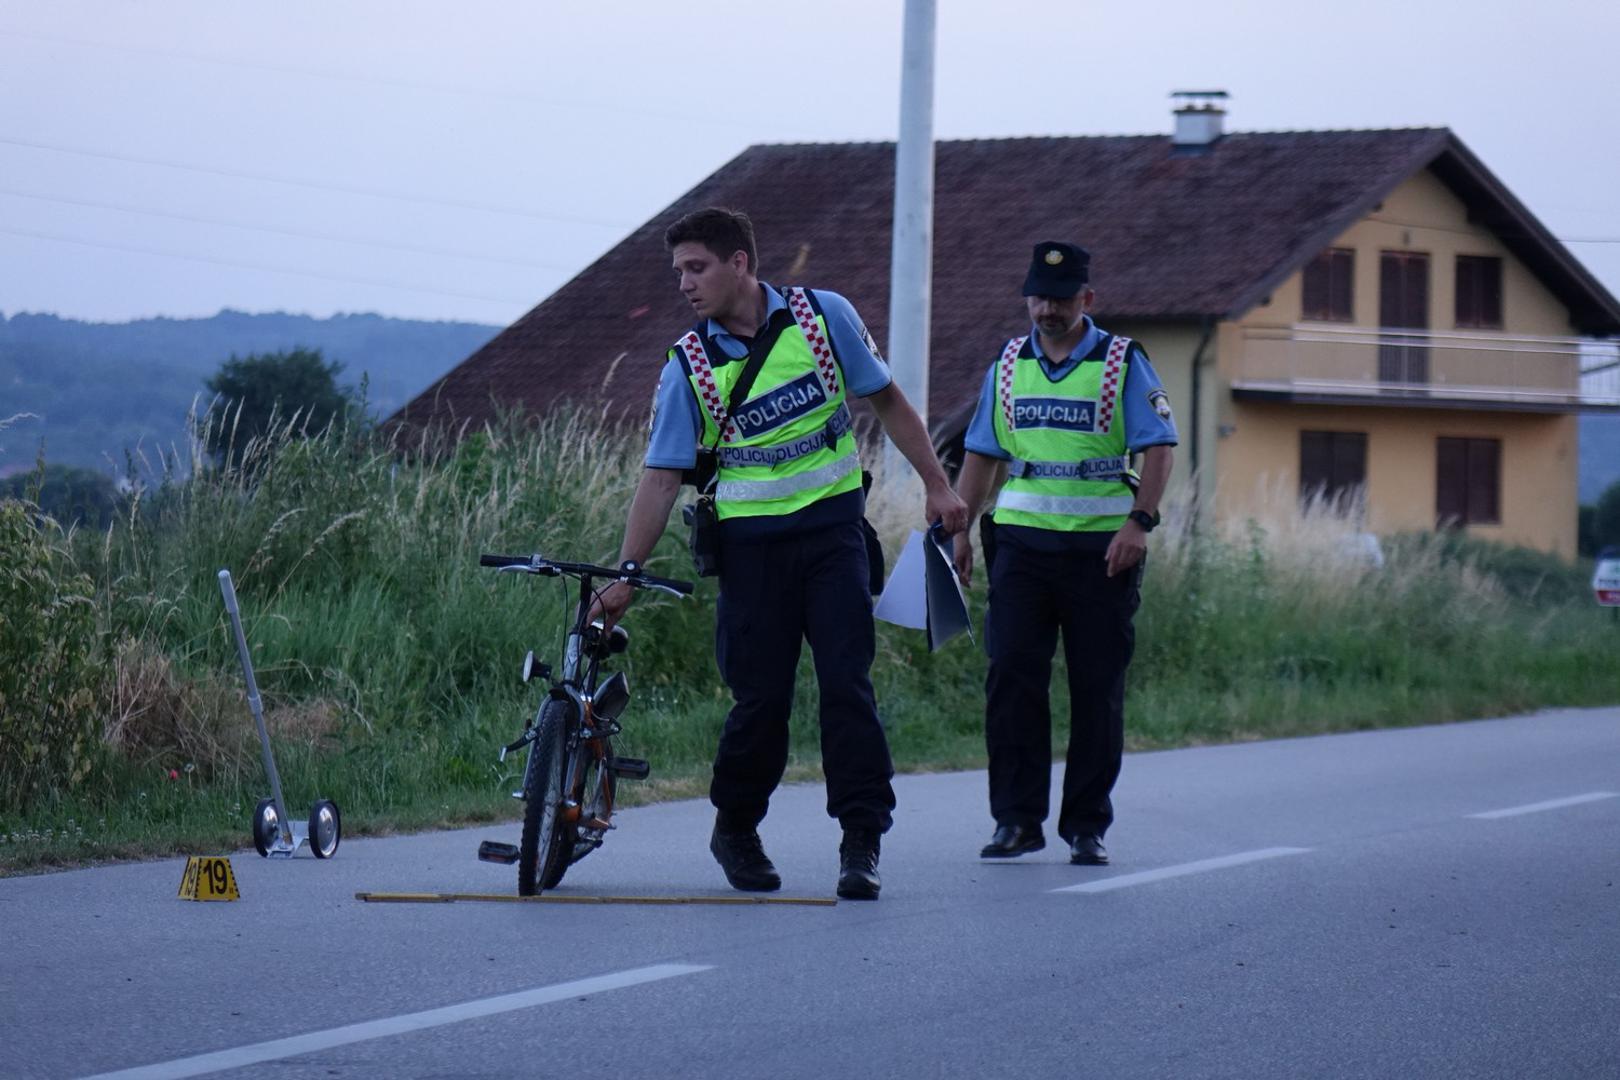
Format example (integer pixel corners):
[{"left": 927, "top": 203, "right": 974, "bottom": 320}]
[{"left": 178, "top": 856, "right": 240, "bottom": 901}]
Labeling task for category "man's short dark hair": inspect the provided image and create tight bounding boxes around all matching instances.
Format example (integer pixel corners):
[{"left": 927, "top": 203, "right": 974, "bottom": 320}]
[{"left": 665, "top": 207, "right": 758, "bottom": 274}]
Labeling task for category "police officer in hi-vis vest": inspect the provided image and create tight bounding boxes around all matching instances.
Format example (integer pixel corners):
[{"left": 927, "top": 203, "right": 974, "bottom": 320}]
[
  {"left": 952, "top": 241, "right": 1177, "bottom": 867},
  {"left": 593, "top": 207, "right": 967, "bottom": 900}
]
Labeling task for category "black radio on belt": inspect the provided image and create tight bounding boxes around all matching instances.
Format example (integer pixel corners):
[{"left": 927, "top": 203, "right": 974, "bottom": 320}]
[
  {"left": 681, "top": 341, "right": 771, "bottom": 578},
  {"left": 683, "top": 497, "right": 721, "bottom": 577}
]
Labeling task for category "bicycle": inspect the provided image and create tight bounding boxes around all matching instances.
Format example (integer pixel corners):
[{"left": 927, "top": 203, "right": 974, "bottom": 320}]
[{"left": 474, "top": 553, "right": 693, "bottom": 896}]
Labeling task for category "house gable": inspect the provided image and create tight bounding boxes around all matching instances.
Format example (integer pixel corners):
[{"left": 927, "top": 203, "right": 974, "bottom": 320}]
[{"left": 391, "top": 128, "right": 1620, "bottom": 442}]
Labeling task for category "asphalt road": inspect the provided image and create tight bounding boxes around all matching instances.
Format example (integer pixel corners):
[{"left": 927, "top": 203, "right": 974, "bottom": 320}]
[{"left": 3, "top": 707, "right": 1617, "bottom": 1080}]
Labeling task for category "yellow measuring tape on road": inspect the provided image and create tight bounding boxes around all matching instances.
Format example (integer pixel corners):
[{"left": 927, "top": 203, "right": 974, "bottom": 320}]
[{"left": 355, "top": 891, "right": 836, "bottom": 907}]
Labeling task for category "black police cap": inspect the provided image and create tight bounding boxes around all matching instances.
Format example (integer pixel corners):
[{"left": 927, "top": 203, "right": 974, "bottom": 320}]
[{"left": 1021, "top": 241, "right": 1091, "bottom": 298}]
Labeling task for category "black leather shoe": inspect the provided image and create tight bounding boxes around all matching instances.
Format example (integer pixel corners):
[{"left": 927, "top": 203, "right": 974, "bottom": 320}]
[
  {"left": 710, "top": 822, "right": 781, "bottom": 891},
  {"left": 1069, "top": 834, "right": 1109, "bottom": 865},
  {"left": 837, "top": 828, "right": 881, "bottom": 900},
  {"left": 979, "top": 824, "right": 1045, "bottom": 859}
]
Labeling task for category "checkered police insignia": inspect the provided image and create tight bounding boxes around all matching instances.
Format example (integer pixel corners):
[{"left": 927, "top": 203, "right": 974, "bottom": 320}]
[
  {"left": 997, "top": 336, "right": 1027, "bottom": 431},
  {"left": 1148, "top": 387, "right": 1173, "bottom": 420},
  {"left": 784, "top": 288, "right": 842, "bottom": 399},
  {"left": 1045, "top": 249, "right": 1064, "bottom": 265},
  {"left": 677, "top": 331, "right": 738, "bottom": 442},
  {"left": 1094, "top": 335, "right": 1132, "bottom": 436}
]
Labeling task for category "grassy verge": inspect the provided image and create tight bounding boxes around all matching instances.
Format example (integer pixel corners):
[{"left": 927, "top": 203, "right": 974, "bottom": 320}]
[{"left": 4, "top": 414, "right": 1617, "bottom": 874}]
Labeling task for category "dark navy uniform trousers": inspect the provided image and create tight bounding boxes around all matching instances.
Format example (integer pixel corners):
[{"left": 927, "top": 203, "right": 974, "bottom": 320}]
[
  {"left": 984, "top": 526, "right": 1141, "bottom": 842},
  {"left": 712, "top": 518, "right": 896, "bottom": 833}
]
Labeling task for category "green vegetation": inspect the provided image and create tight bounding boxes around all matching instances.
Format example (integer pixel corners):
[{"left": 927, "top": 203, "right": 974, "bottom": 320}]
[
  {"left": 0, "top": 463, "right": 122, "bottom": 528},
  {"left": 203, "top": 347, "right": 356, "bottom": 466},
  {"left": 3, "top": 415, "right": 1617, "bottom": 873}
]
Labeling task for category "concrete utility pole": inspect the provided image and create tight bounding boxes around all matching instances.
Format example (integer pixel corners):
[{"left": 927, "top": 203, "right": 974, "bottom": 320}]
[{"left": 883, "top": 0, "right": 936, "bottom": 485}]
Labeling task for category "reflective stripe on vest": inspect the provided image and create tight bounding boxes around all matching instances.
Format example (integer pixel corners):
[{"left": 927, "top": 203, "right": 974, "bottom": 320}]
[
  {"left": 717, "top": 453, "right": 860, "bottom": 503},
  {"left": 995, "top": 491, "right": 1135, "bottom": 517}
]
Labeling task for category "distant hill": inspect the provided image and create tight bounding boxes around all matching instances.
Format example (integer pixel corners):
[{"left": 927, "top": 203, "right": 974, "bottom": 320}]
[
  {"left": 0, "top": 310, "right": 498, "bottom": 477},
  {"left": 1581, "top": 414, "right": 1620, "bottom": 504}
]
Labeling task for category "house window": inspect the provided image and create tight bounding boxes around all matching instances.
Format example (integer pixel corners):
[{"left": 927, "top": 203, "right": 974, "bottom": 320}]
[
  {"left": 1455, "top": 255, "right": 1503, "bottom": 329},
  {"left": 1300, "top": 430, "right": 1367, "bottom": 506},
  {"left": 1379, "top": 251, "right": 1430, "bottom": 386},
  {"left": 1302, "top": 248, "right": 1354, "bottom": 321},
  {"left": 1436, "top": 437, "right": 1501, "bottom": 526}
]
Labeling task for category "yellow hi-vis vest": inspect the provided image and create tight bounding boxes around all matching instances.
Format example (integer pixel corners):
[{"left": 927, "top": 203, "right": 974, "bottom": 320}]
[
  {"left": 990, "top": 333, "right": 1138, "bottom": 533},
  {"left": 672, "top": 287, "right": 862, "bottom": 520}
]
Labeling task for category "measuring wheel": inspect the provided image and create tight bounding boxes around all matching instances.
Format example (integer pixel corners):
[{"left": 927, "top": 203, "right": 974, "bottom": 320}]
[
  {"left": 251, "top": 798, "right": 281, "bottom": 857},
  {"left": 308, "top": 799, "right": 342, "bottom": 859}
]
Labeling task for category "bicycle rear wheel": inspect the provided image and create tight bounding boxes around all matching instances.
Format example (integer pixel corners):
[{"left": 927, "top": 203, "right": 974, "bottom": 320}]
[
  {"left": 562, "top": 737, "right": 617, "bottom": 875},
  {"left": 518, "top": 699, "right": 571, "bottom": 896}
]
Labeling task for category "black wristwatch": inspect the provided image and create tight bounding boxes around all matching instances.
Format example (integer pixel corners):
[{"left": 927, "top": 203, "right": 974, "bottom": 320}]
[{"left": 1127, "top": 509, "right": 1159, "bottom": 532}]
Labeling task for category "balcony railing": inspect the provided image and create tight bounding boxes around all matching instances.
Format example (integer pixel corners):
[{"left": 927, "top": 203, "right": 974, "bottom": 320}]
[{"left": 1232, "top": 325, "right": 1620, "bottom": 410}]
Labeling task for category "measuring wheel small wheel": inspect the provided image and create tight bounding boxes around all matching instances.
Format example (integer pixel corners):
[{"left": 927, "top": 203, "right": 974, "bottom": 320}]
[
  {"left": 308, "top": 799, "right": 342, "bottom": 859},
  {"left": 251, "top": 798, "right": 280, "bottom": 857}
]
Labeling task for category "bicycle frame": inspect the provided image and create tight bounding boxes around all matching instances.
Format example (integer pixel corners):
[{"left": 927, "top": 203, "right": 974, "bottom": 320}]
[{"left": 478, "top": 553, "right": 690, "bottom": 892}]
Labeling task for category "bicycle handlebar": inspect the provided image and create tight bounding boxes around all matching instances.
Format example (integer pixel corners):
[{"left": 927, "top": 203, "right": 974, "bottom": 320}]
[{"left": 478, "top": 553, "right": 695, "bottom": 597}]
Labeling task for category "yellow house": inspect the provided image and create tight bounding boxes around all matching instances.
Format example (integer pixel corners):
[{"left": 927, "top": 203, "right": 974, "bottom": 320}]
[{"left": 397, "top": 99, "right": 1620, "bottom": 559}]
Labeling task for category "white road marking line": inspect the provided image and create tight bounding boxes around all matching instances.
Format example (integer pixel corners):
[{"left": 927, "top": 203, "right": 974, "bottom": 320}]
[
  {"left": 1467, "top": 791, "right": 1619, "bottom": 820},
  {"left": 1052, "top": 847, "right": 1312, "bottom": 894},
  {"left": 79, "top": 963, "right": 712, "bottom": 1080}
]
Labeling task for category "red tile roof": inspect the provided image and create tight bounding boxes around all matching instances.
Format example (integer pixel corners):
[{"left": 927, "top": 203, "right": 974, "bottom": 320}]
[{"left": 392, "top": 127, "right": 1620, "bottom": 439}]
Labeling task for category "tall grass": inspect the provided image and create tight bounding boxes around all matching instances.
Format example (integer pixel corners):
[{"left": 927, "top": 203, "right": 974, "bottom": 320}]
[{"left": 2, "top": 413, "right": 1616, "bottom": 871}]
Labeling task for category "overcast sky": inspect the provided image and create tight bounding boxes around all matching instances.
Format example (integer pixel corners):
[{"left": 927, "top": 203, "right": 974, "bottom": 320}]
[{"left": 1, "top": 0, "right": 1616, "bottom": 330}]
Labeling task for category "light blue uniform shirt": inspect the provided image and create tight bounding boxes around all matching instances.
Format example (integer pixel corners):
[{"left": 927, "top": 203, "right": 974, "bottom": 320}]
[
  {"left": 645, "top": 283, "right": 891, "bottom": 469},
  {"left": 963, "top": 316, "right": 1179, "bottom": 459}
]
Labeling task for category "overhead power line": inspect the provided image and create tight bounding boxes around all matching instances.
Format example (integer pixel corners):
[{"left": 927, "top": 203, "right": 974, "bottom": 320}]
[
  {"left": 0, "top": 224, "right": 542, "bottom": 307},
  {"left": 0, "top": 186, "right": 581, "bottom": 271},
  {"left": 0, "top": 28, "right": 766, "bottom": 134},
  {"left": 0, "top": 134, "right": 632, "bottom": 230}
]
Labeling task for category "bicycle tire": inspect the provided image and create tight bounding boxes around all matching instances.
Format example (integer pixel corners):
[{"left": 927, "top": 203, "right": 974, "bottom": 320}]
[
  {"left": 518, "top": 698, "right": 571, "bottom": 896},
  {"left": 561, "top": 737, "right": 617, "bottom": 875}
]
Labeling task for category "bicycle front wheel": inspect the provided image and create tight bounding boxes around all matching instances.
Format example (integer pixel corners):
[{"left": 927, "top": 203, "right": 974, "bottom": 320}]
[{"left": 518, "top": 698, "right": 571, "bottom": 896}]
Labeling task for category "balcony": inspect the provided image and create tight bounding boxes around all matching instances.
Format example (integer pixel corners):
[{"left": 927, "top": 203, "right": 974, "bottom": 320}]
[{"left": 1231, "top": 325, "right": 1620, "bottom": 412}]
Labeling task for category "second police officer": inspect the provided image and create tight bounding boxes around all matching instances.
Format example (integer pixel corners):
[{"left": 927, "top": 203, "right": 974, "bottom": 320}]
[{"left": 952, "top": 241, "right": 1177, "bottom": 867}]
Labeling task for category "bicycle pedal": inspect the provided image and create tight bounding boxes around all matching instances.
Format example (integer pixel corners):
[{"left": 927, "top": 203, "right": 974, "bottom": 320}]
[
  {"left": 580, "top": 816, "right": 613, "bottom": 831},
  {"left": 567, "top": 836, "right": 603, "bottom": 865},
  {"left": 609, "top": 756, "right": 651, "bottom": 780},
  {"left": 477, "top": 840, "right": 520, "bottom": 865}
]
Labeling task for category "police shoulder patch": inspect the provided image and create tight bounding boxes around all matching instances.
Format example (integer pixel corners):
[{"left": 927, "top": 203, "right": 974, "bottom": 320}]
[
  {"left": 859, "top": 322, "right": 883, "bottom": 363},
  {"left": 1147, "top": 387, "right": 1173, "bottom": 420}
]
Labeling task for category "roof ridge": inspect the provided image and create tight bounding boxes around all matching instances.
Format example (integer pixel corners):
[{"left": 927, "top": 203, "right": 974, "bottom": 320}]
[{"left": 749, "top": 127, "right": 1451, "bottom": 150}]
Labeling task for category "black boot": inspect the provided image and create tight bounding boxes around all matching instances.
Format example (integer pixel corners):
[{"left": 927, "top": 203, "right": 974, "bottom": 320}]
[
  {"left": 710, "top": 820, "right": 781, "bottom": 892},
  {"left": 837, "top": 827, "right": 882, "bottom": 900}
]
